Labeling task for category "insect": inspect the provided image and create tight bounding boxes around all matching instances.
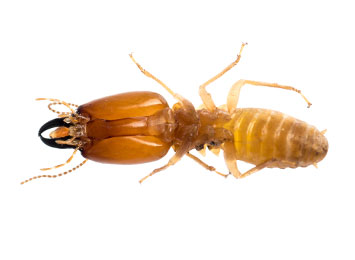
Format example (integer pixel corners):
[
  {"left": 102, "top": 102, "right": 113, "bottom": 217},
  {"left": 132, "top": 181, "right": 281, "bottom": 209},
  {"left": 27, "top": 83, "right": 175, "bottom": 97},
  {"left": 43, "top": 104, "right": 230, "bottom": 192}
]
[{"left": 21, "top": 43, "right": 328, "bottom": 184}]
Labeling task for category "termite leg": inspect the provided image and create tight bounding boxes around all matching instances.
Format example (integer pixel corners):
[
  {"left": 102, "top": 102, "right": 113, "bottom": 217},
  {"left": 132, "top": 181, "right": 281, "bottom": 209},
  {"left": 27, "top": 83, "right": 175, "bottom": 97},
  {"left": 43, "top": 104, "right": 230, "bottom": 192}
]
[
  {"left": 139, "top": 155, "right": 180, "bottom": 184},
  {"left": 186, "top": 152, "right": 228, "bottom": 178},
  {"left": 129, "top": 53, "right": 180, "bottom": 100},
  {"left": 129, "top": 53, "right": 196, "bottom": 110},
  {"left": 139, "top": 147, "right": 188, "bottom": 183},
  {"left": 237, "top": 159, "right": 277, "bottom": 179},
  {"left": 227, "top": 79, "right": 312, "bottom": 113},
  {"left": 223, "top": 142, "right": 241, "bottom": 178},
  {"left": 199, "top": 43, "right": 247, "bottom": 111}
]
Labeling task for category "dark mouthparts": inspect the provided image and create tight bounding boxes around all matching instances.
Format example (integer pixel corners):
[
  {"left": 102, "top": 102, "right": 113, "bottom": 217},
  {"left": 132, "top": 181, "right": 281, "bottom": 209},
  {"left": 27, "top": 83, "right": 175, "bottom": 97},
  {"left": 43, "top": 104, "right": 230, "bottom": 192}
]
[{"left": 38, "top": 118, "right": 74, "bottom": 149}]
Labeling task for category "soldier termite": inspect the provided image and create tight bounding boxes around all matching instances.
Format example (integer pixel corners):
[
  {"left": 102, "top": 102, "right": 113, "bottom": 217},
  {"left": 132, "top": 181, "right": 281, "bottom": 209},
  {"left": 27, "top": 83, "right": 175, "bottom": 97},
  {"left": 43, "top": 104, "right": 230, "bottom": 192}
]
[{"left": 21, "top": 43, "right": 328, "bottom": 184}]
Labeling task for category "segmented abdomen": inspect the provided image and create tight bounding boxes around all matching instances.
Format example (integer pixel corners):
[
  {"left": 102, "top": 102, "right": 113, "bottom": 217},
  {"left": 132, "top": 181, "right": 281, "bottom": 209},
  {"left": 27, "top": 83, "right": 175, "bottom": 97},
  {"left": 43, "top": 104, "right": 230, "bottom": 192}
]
[{"left": 231, "top": 108, "right": 328, "bottom": 168}]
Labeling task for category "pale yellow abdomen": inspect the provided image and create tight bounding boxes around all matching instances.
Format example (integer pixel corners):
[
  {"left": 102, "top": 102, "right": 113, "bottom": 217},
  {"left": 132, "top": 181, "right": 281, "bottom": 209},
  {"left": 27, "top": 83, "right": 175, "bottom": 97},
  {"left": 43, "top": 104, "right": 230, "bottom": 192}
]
[{"left": 231, "top": 108, "right": 328, "bottom": 168}]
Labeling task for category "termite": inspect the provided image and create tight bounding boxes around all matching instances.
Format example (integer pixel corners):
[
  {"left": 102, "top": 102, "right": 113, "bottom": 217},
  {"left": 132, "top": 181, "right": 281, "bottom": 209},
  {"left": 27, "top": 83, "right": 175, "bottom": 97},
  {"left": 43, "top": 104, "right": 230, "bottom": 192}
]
[{"left": 21, "top": 43, "right": 328, "bottom": 184}]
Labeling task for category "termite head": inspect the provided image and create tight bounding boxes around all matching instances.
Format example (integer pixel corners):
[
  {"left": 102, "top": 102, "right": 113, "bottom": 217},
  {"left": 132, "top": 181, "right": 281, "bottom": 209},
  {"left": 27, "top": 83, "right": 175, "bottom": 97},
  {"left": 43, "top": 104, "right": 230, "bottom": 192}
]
[
  {"left": 21, "top": 99, "right": 90, "bottom": 185},
  {"left": 36, "top": 98, "right": 89, "bottom": 150}
]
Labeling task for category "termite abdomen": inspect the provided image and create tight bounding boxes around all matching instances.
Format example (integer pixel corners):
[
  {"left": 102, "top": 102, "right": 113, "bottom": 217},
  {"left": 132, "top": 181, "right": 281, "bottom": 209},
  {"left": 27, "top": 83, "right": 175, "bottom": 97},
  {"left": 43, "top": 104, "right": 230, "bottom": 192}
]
[{"left": 232, "top": 108, "right": 328, "bottom": 169}]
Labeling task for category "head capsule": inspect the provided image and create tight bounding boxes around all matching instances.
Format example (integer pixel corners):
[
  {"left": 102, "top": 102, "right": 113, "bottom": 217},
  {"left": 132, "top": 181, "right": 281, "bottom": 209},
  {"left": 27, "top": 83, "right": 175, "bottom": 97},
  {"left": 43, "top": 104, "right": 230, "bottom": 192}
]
[
  {"left": 39, "top": 114, "right": 89, "bottom": 149},
  {"left": 37, "top": 92, "right": 174, "bottom": 165},
  {"left": 37, "top": 98, "right": 89, "bottom": 151}
]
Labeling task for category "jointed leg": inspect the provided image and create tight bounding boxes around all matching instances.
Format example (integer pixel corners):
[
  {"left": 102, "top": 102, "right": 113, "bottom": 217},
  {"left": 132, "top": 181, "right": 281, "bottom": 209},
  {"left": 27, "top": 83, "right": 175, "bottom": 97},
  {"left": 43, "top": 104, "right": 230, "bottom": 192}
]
[
  {"left": 129, "top": 53, "right": 181, "bottom": 101},
  {"left": 199, "top": 43, "right": 248, "bottom": 111},
  {"left": 139, "top": 163, "right": 172, "bottom": 184},
  {"left": 237, "top": 159, "right": 277, "bottom": 179},
  {"left": 223, "top": 142, "right": 277, "bottom": 179},
  {"left": 139, "top": 146, "right": 188, "bottom": 183},
  {"left": 130, "top": 53, "right": 197, "bottom": 111},
  {"left": 227, "top": 79, "right": 312, "bottom": 113},
  {"left": 186, "top": 152, "right": 228, "bottom": 178},
  {"left": 223, "top": 142, "right": 241, "bottom": 178}
]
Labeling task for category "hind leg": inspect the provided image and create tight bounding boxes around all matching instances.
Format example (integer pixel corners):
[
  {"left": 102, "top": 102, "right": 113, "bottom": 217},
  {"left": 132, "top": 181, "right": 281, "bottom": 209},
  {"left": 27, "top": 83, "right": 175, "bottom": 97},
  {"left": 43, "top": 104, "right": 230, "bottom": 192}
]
[
  {"left": 237, "top": 159, "right": 277, "bottom": 178},
  {"left": 223, "top": 142, "right": 277, "bottom": 179},
  {"left": 227, "top": 79, "right": 312, "bottom": 113}
]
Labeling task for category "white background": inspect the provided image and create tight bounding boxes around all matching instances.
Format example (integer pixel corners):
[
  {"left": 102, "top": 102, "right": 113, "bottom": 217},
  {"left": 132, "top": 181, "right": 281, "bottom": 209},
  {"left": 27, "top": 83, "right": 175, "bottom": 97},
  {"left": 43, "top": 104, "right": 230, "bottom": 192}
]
[{"left": 1, "top": 1, "right": 354, "bottom": 259}]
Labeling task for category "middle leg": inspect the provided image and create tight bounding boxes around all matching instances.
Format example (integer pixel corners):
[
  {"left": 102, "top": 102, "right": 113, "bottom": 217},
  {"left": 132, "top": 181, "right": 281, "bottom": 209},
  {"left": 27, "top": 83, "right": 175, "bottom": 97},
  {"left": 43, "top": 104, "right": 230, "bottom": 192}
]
[{"left": 186, "top": 152, "right": 228, "bottom": 178}]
